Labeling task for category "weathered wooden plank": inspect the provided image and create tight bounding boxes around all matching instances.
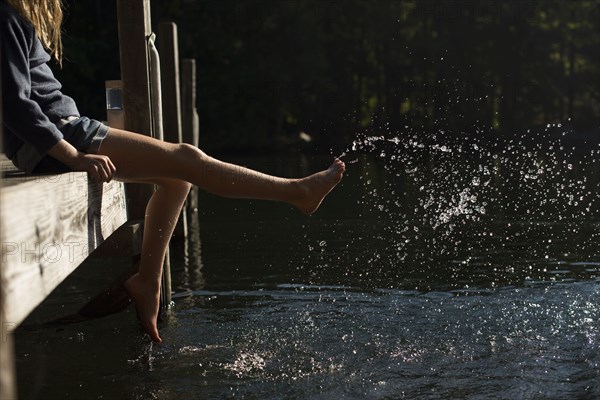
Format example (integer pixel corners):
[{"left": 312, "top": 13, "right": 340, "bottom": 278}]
[{"left": 0, "top": 174, "right": 128, "bottom": 327}]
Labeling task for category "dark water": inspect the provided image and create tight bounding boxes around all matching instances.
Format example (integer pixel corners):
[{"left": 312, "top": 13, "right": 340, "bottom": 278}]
[{"left": 14, "top": 134, "right": 600, "bottom": 399}]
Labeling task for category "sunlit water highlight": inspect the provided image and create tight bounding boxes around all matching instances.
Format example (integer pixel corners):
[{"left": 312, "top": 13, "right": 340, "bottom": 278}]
[
  {"left": 14, "top": 130, "right": 600, "bottom": 399},
  {"left": 150, "top": 282, "right": 599, "bottom": 399}
]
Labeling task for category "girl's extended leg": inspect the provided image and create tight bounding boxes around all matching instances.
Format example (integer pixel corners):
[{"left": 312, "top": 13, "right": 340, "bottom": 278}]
[
  {"left": 98, "top": 128, "right": 345, "bottom": 215},
  {"left": 98, "top": 128, "right": 345, "bottom": 342}
]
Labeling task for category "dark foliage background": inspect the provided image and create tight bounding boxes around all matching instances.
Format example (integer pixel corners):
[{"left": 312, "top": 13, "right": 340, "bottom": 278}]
[{"left": 56, "top": 0, "right": 600, "bottom": 153}]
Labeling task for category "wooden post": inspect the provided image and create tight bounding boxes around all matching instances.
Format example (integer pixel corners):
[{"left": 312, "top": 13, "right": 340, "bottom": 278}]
[
  {"left": 148, "top": 32, "right": 173, "bottom": 308},
  {"left": 148, "top": 33, "right": 163, "bottom": 142},
  {"left": 158, "top": 22, "right": 183, "bottom": 145},
  {"left": 158, "top": 22, "right": 187, "bottom": 239},
  {"left": 181, "top": 59, "right": 199, "bottom": 148},
  {"left": 1, "top": 44, "right": 17, "bottom": 400},
  {"left": 117, "top": 0, "right": 172, "bottom": 309},
  {"left": 116, "top": 0, "right": 154, "bottom": 221},
  {"left": 181, "top": 59, "right": 199, "bottom": 212}
]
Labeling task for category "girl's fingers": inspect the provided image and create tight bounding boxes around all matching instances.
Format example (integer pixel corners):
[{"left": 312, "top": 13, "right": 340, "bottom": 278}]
[
  {"left": 83, "top": 154, "right": 116, "bottom": 183},
  {"left": 104, "top": 156, "right": 116, "bottom": 181},
  {"left": 88, "top": 161, "right": 107, "bottom": 183},
  {"left": 101, "top": 158, "right": 113, "bottom": 182},
  {"left": 91, "top": 163, "right": 99, "bottom": 182}
]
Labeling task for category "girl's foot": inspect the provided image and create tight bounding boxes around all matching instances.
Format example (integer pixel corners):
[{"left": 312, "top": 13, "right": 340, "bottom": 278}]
[
  {"left": 124, "top": 273, "right": 162, "bottom": 343},
  {"left": 293, "top": 159, "right": 346, "bottom": 215}
]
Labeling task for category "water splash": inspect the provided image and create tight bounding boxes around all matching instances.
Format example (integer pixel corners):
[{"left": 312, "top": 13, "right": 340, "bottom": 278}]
[
  {"left": 224, "top": 352, "right": 267, "bottom": 378},
  {"left": 317, "top": 126, "right": 599, "bottom": 290}
]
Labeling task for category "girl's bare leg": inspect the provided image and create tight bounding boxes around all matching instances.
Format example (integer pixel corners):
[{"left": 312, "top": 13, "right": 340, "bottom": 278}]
[
  {"left": 98, "top": 128, "right": 345, "bottom": 342},
  {"left": 98, "top": 128, "right": 345, "bottom": 215},
  {"left": 123, "top": 178, "right": 190, "bottom": 343}
]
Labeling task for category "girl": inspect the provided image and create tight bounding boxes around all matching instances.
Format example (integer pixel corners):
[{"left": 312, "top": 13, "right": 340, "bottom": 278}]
[{"left": 1, "top": 0, "right": 345, "bottom": 343}]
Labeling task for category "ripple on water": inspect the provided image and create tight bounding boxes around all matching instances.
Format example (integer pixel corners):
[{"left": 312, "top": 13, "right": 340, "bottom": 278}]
[{"left": 130, "top": 281, "right": 600, "bottom": 399}]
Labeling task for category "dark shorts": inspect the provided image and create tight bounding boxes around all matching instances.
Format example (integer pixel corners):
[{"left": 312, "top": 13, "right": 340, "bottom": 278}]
[{"left": 12, "top": 117, "right": 110, "bottom": 174}]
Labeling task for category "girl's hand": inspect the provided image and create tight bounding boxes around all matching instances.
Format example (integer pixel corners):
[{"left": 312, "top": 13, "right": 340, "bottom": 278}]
[
  {"left": 48, "top": 139, "right": 117, "bottom": 182},
  {"left": 74, "top": 153, "right": 117, "bottom": 182}
]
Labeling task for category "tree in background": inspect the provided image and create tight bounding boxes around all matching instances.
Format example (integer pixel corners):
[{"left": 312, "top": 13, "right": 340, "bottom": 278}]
[{"left": 58, "top": 0, "right": 599, "bottom": 153}]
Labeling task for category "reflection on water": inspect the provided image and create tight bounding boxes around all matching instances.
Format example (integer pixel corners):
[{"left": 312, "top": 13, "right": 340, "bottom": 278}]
[
  {"left": 180, "top": 208, "right": 205, "bottom": 295},
  {"left": 13, "top": 134, "right": 600, "bottom": 399},
  {"left": 148, "top": 282, "right": 600, "bottom": 399}
]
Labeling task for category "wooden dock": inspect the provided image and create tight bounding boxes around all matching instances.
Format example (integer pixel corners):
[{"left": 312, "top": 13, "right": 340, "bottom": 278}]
[
  {"left": 0, "top": 159, "right": 129, "bottom": 327},
  {"left": 0, "top": 1, "right": 199, "bottom": 398}
]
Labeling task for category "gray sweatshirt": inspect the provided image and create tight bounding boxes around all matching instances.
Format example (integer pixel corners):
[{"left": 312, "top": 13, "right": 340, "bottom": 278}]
[{"left": 0, "top": 1, "right": 79, "bottom": 162}]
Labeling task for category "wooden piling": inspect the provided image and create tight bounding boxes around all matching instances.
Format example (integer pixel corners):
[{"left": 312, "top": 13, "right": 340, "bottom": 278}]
[
  {"left": 148, "top": 31, "right": 173, "bottom": 308},
  {"left": 116, "top": 0, "right": 154, "bottom": 221},
  {"left": 158, "top": 22, "right": 187, "bottom": 239},
  {"left": 158, "top": 22, "right": 183, "bottom": 145},
  {"left": 116, "top": 0, "right": 173, "bottom": 308},
  {"left": 148, "top": 33, "right": 163, "bottom": 141},
  {"left": 181, "top": 59, "right": 199, "bottom": 148},
  {"left": 181, "top": 59, "right": 199, "bottom": 212}
]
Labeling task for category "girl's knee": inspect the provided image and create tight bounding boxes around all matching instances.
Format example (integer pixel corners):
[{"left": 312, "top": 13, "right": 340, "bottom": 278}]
[
  {"left": 175, "top": 143, "right": 206, "bottom": 160},
  {"left": 171, "top": 179, "right": 192, "bottom": 195}
]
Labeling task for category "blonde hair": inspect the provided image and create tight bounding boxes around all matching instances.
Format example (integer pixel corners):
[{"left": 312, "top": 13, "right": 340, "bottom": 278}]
[{"left": 7, "top": 0, "right": 64, "bottom": 66}]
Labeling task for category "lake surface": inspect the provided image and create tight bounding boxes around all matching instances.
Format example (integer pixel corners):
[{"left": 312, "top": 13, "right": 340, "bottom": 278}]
[{"left": 13, "top": 135, "right": 600, "bottom": 399}]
